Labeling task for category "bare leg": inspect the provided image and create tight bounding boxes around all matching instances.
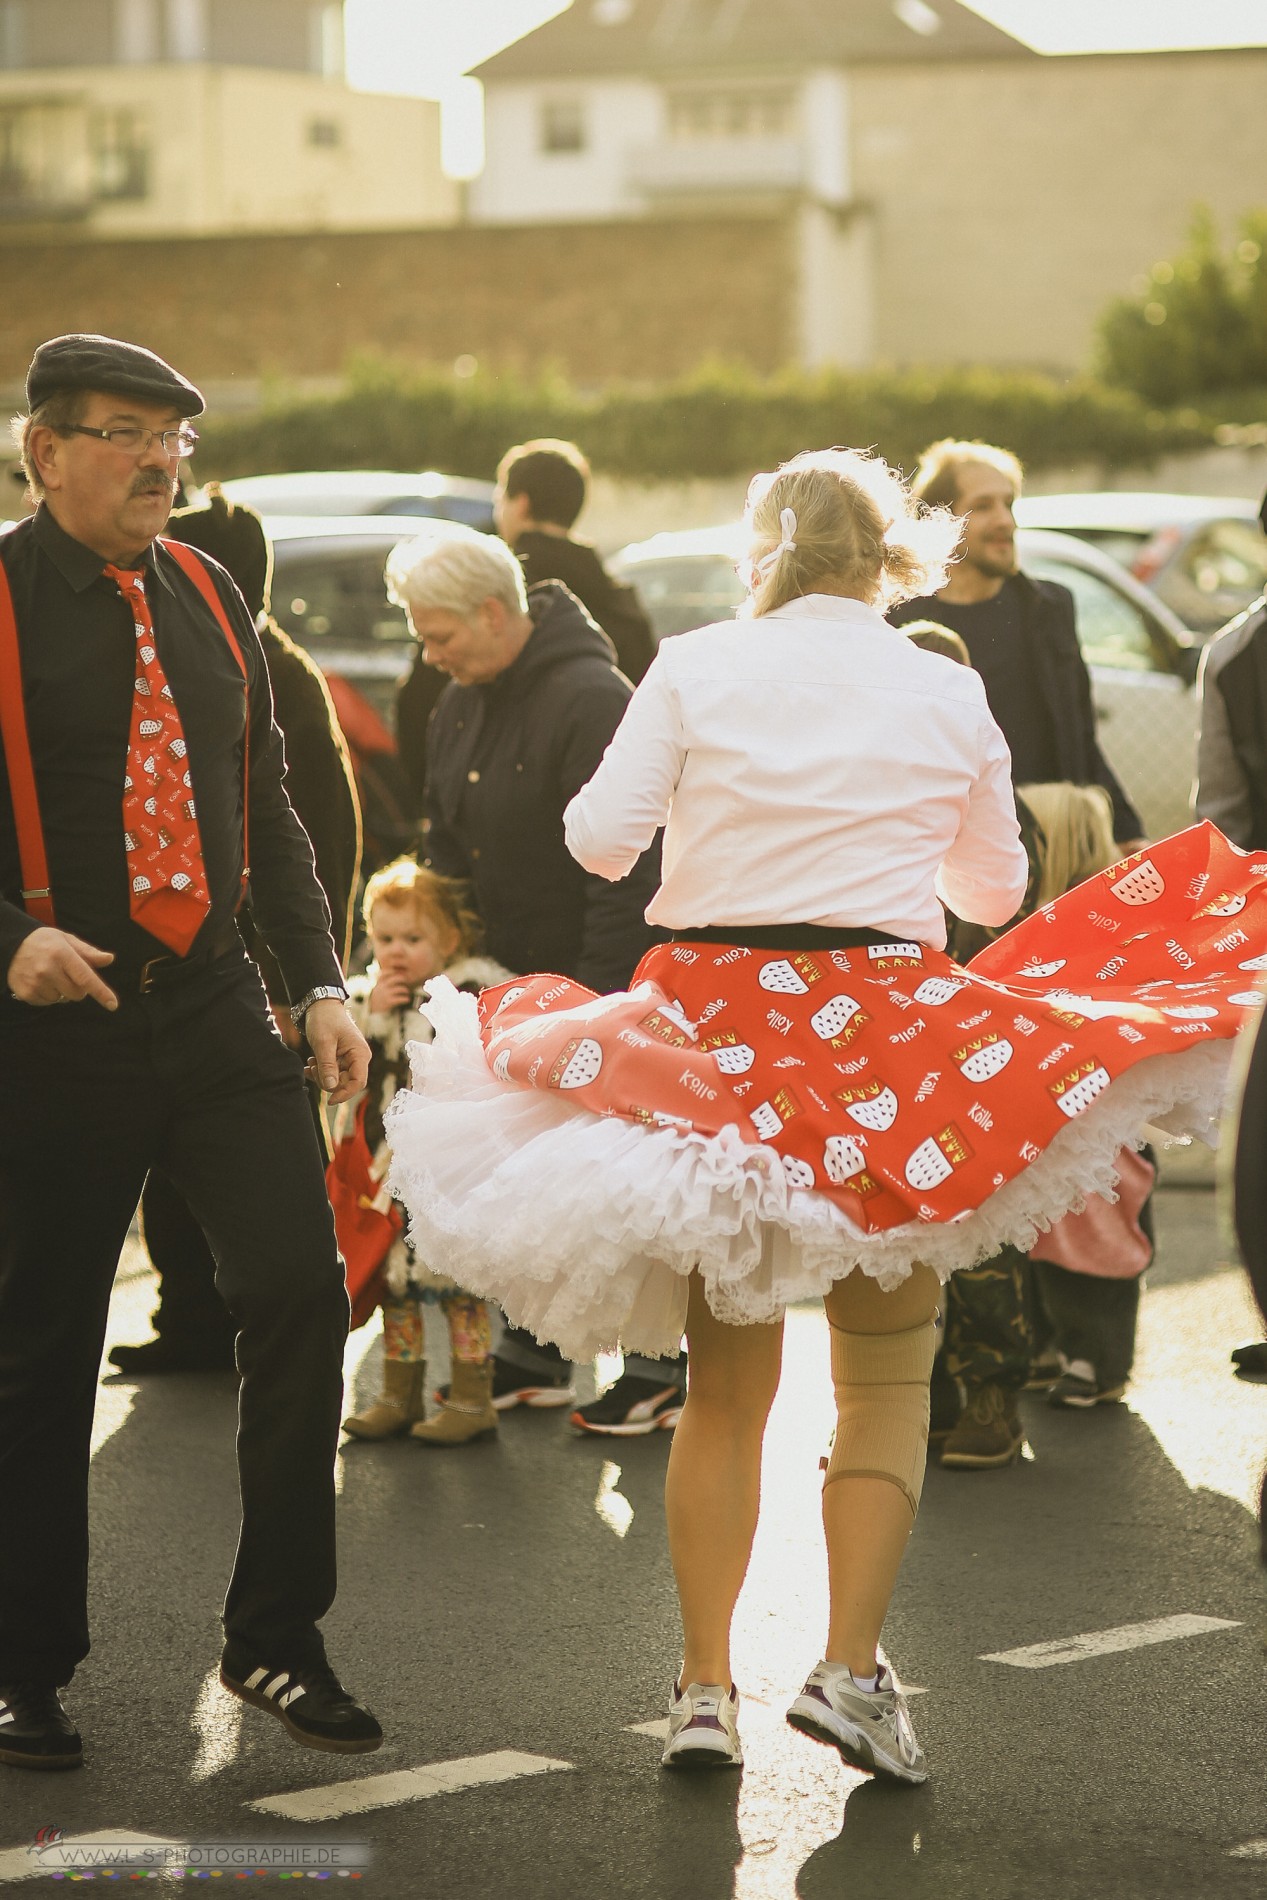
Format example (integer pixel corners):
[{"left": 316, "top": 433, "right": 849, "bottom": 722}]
[
  {"left": 821, "top": 1263, "right": 940, "bottom": 1676},
  {"left": 664, "top": 1272, "right": 784, "bottom": 1688}
]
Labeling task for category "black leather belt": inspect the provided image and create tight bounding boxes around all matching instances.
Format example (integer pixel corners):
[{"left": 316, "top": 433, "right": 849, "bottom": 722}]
[
  {"left": 117, "top": 922, "right": 244, "bottom": 995},
  {"left": 671, "top": 924, "right": 907, "bottom": 951}
]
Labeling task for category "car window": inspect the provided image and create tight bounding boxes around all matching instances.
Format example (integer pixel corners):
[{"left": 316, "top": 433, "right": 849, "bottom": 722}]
[
  {"left": 370, "top": 495, "right": 495, "bottom": 531},
  {"left": 1178, "top": 520, "right": 1267, "bottom": 609},
  {"left": 620, "top": 555, "right": 746, "bottom": 642},
  {"left": 272, "top": 547, "right": 410, "bottom": 648},
  {"left": 1070, "top": 529, "right": 1152, "bottom": 569},
  {"left": 1024, "top": 555, "right": 1160, "bottom": 672}
]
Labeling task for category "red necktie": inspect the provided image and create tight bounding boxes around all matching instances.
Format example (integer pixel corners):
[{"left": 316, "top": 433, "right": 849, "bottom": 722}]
[{"left": 106, "top": 564, "right": 211, "bottom": 956}]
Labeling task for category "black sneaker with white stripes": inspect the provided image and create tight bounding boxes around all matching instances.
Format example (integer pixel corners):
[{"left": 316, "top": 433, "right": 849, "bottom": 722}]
[
  {"left": 219, "top": 1645, "right": 382, "bottom": 1754},
  {"left": 0, "top": 1683, "right": 83, "bottom": 1771}
]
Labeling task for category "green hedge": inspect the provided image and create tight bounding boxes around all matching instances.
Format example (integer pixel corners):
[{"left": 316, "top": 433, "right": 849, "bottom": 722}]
[
  {"left": 1099, "top": 208, "right": 1267, "bottom": 408},
  {"left": 196, "top": 356, "right": 1216, "bottom": 488}
]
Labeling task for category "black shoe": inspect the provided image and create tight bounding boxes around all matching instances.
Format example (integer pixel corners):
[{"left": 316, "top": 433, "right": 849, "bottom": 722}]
[
  {"left": 570, "top": 1372, "right": 685, "bottom": 1436},
  {"left": 108, "top": 1336, "right": 237, "bottom": 1375},
  {"left": 1231, "top": 1341, "right": 1267, "bottom": 1383},
  {"left": 0, "top": 1684, "right": 83, "bottom": 1771},
  {"left": 435, "top": 1353, "right": 576, "bottom": 1412},
  {"left": 220, "top": 1645, "right": 382, "bottom": 1754}
]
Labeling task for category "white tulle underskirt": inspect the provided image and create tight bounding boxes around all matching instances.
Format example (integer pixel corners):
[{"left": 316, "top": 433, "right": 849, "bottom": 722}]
[{"left": 385, "top": 981, "right": 1230, "bottom": 1361}]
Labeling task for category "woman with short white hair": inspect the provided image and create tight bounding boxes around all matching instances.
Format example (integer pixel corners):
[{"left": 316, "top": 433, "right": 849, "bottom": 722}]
[{"left": 389, "top": 447, "right": 1261, "bottom": 1784}]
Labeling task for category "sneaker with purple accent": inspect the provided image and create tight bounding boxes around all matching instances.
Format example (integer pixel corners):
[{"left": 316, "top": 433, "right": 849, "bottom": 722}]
[
  {"left": 786, "top": 1659, "right": 927, "bottom": 1784},
  {"left": 660, "top": 1679, "right": 742, "bottom": 1770}
]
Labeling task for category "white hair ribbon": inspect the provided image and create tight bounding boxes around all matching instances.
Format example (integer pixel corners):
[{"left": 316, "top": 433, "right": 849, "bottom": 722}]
[{"left": 754, "top": 506, "right": 798, "bottom": 578}]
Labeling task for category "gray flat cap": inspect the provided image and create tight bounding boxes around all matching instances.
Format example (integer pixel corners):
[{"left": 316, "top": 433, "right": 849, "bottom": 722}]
[{"left": 26, "top": 333, "right": 204, "bottom": 417}]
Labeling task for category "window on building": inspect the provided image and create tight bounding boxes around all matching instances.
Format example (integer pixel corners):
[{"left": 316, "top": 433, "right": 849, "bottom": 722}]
[
  {"left": 667, "top": 85, "right": 795, "bottom": 142},
  {"left": 307, "top": 116, "right": 341, "bottom": 148},
  {"left": 539, "top": 98, "right": 585, "bottom": 155},
  {"left": 92, "top": 108, "right": 150, "bottom": 199},
  {"left": 0, "top": 102, "right": 86, "bottom": 217},
  {"left": 116, "top": 0, "right": 160, "bottom": 62},
  {"left": 0, "top": 0, "right": 25, "bottom": 69}
]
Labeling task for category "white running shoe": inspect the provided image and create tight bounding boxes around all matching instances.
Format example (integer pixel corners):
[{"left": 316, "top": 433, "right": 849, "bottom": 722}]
[
  {"left": 786, "top": 1660, "right": 927, "bottom": 1784},
  {"left": 661, "top": 1679, "right": 742, "bottom": 1770}
]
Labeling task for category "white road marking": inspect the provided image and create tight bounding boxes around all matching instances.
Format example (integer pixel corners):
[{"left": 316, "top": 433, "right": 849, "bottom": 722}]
[
  {"left": 594, "top": 1460, "right": 633, "bottom": 1538},
  {"left": 0, "top": 1831, "right": 182, "bottom": 1884},
  {"left": 249, "top": 1750, "right": 573, "bottom": 1821},
  {"left": 982, "top": 1612, "right": 1241, "bottom": 1669},
  {"left": 1229, "top": 1840, "right": 1267, "bottom": 1859}
]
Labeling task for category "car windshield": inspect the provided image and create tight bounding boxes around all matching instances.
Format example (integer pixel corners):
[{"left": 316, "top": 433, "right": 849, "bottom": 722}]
[
  {"left": 272, "top": 546, "right": 412, "bottom": 649},
  {"left": 620, "top": 554, "right": 746, "bottom": 642}
]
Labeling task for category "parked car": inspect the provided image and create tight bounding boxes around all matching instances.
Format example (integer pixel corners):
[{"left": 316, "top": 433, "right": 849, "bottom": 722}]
[
  {"left": 1012, "top": 492, "right": 1267, "bottom": 635},
  {"left": 264, "top": 514, "right": 432, "bottom": 867},
  {"left": 216, "top": 469, "right": 496, "bottom": 531},
  {"left": 609, "top": 522, "right": 1200, "bottom": 842}
]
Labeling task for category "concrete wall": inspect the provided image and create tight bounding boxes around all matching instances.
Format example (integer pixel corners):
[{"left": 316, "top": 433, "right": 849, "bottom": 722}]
[
  {"left": 0, "top": 217, "right": 796, "bottom": 390},
  {"left": 850, "top": 49, "right": 1267, "bottom": 370}
]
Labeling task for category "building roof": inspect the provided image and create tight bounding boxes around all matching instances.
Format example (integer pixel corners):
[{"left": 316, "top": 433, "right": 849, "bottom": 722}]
[{"left": 474, "top": 0, "right": 1035, "bottom": 80}]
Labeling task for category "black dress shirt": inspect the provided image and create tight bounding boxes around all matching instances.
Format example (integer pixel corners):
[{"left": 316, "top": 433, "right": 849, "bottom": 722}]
[
  {"left": 898, "top": 578, "right": 1062, "bottom": 785},
  {"left": 0, "top": 506, "right": 341, "bottom": 998}
]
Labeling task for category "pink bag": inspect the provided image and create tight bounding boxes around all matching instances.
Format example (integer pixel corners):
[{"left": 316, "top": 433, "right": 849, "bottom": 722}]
[{"left": 1028, "top": 1146, "right": 1155, "bottom": 1279}]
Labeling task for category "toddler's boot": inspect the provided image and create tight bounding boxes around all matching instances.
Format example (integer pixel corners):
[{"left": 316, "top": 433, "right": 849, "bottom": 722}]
[
  {"left": 409, "top": 1357, "right": 498, "bottom": 1446},
  {"left": 343, "top": 1355, "right": 427, "bottom": 1439}
]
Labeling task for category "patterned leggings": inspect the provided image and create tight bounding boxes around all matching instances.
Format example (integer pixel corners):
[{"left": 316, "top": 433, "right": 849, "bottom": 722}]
[{"left": 381, "top": 1293, "right": 491, "bottom": 1367}]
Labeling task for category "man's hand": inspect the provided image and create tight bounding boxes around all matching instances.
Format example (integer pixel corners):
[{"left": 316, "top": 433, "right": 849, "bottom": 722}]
[
  {"left": 369, "top": 971, "right": 414, "bottom": 1012},
  {"left": 6, "top": 928, "right": 118, "bottom": 1010},
  {"left": 302, "top": 998, "right": 370, "bottom": 1105}
]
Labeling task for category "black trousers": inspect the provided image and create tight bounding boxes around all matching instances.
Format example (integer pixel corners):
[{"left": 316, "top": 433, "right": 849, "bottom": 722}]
[
  {"left": 139, "top": 1169, "right": 239, "bottom": 1356},
  {"left": 0, "top": 950, "right": 349, "bottom": 1686}
]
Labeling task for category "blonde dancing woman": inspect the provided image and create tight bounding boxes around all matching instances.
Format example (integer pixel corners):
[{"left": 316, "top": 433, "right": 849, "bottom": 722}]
[{"left": 389, "top": 450, "right": 1262, "bottom": 1783}]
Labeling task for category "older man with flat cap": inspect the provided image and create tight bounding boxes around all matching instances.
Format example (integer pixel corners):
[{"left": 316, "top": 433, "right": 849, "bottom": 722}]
[{"left": 0, "top": 335, "right": 380, "bottom": 1769}]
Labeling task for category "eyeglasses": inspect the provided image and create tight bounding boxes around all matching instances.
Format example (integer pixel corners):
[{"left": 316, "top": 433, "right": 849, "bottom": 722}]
[{"left": 64, "top": 424, "right": 199, "bottom": 459}]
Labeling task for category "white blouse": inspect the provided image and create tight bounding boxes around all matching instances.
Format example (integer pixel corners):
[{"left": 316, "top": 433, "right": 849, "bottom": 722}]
[{"left": 563, "top": 594, "right": 1030, "bottom": 950}]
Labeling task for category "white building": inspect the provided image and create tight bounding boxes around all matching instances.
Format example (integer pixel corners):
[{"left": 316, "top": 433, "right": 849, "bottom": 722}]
[
  {"left": 470, "top": 0, "right": 1029, "bottom": 369},
  {"left": 0, "top": 0, "right": 458, "bottom": 237},
  {"left": 469, "top": 0, "right": 1267, "bottom": 378}
]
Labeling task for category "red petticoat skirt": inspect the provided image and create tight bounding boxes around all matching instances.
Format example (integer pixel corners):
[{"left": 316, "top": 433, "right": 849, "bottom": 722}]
[{"left": 386, "top": 824, "right": 1265, "bottom": 1357}]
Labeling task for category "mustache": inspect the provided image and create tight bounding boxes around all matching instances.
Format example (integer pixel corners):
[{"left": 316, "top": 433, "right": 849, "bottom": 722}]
[{"left": 129, "top": 473, "right": 175, "bottom": 498}]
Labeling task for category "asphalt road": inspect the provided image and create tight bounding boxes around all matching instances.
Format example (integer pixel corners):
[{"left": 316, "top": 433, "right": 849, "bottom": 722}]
[{"left": 1, "top": 1169, "right": 1265, "bottom": 1899}]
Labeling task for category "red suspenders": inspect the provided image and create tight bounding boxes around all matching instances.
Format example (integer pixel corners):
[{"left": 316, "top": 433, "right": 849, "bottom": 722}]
[
  {"left": 0, "top": 545, "right": 54, "bottom": 926},
  {"left": 0, "top": 538, "right": 251, "bottom": 930}
]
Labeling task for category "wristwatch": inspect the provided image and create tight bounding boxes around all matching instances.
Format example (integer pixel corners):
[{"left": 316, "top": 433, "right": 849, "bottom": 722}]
[{"left": 290, "top": 983, "right": 349, "bottom": 1026}]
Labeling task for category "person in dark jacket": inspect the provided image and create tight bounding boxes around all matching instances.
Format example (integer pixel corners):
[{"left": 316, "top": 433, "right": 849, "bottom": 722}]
[
  {"left": 495, "top": 437, "right": 655, "bottom": 687},
  {"left": 110, "top": 487, "right": 362, "bottom": 1375},
  {"left": 1194, "top": 488, "right": 1267, "bottom": 852},
  {"left": 1198, "top": 487, "right": 1267, "bottom": 1390},
  {"left": 891, "top": 439, "right": 1145, "bottom": 847},
  {"left": 386, "top": 521, "right": 664, "bottom": 1408}
]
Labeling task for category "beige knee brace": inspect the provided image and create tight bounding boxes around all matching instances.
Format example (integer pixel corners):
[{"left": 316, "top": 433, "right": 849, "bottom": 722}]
[{"left": 823, "top": 1317, "right": 937, "bottom": 1516}]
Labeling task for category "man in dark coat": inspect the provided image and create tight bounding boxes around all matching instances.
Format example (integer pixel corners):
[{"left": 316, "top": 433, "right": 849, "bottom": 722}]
[
  {"left": 892, "top": 439, "right": 1145, "bottom": 847},
  {"left": 495, "top": 438, "right": 655, "bottom": 688},
  {"left": 1194, "top": 488, "right": 1267, "bottom": 852},
  {"left": 386, "top": 522, "right": 672, "bottom": 1416},
  {"left": 110, "top": 488, "right": 362, "bottom": 1375},
  {"left": 0, "top": 333, "right": 377, "bottom": 1769},
  {"left": 1196, "top": 487, "right": 1267, "bottom": 1392}
]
